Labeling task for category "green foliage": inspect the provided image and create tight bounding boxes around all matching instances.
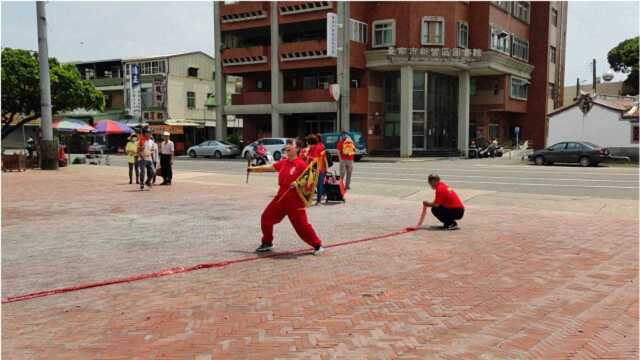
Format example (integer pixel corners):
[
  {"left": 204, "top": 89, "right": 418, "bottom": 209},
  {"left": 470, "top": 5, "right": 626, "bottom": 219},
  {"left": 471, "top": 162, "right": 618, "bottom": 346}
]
[
  {"left": 227, "top": 133, "right": 241, "bottom": 146},
  {"left": 1, "top": 48, "right": 105, "bottom": 138},
  {"left": 607, "top": 37, "right": 639, "bottom": 95}
]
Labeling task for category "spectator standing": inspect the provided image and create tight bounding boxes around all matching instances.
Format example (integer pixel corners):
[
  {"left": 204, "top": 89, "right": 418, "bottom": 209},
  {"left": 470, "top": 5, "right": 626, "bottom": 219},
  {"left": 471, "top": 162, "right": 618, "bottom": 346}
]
[
  {"left": 138, "top": 129, "right": 155, "bottom": 190},
  {"left": 337, "top": 133, "right": 356, "bottom": 190},
  {"left": 125, "top": 134, "right": 139, "bottom": 184},
  {"left": 151, "top": 135, "right": 159, "bottom": 185},
  {"left": 159, "top": 131, "right": 175, "bottom": 185},
  {"left": 307, "top": 134, "right": 328, "bottom": 205}
]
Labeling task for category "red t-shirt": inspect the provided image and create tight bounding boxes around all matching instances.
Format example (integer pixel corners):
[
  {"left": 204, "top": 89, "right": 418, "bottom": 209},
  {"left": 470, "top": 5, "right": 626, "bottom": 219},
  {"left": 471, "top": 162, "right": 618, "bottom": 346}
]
[
  {"left": 337, "top": 140, "right": 354, "bottom": 161},
  {"left": 434, "top": 181, "right": 464, "bottom": 209},
  {"left": 273, "top": 157, "right": 307, "bottom": 197}
]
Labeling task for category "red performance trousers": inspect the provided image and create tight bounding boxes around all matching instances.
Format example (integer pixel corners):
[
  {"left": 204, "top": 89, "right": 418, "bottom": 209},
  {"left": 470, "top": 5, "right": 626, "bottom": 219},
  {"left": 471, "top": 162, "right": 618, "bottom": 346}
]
[{"left": 261, "top": 190, "right": 322, "bottom": 247}]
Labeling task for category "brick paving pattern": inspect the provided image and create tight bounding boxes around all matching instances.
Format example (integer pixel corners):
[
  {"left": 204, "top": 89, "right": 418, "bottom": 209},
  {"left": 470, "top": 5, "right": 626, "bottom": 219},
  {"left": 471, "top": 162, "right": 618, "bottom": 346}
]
[{"left": 2, "top": 166, "right": 638, "bottom": 359}]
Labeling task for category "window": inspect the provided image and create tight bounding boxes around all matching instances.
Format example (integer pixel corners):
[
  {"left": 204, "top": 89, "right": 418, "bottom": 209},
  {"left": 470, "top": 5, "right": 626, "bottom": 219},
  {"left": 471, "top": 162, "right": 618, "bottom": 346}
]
[
  {"left": 549, "top": 46, "right": 556, "bottom": 64},
  {"left": 511, "top": 36, "right": 529, "bottom": 62},
  {"left": 550, "top": 142, "right": 566, "bottom": 151},
  {"left": 510, "top": 76, "right": 528, "bottom": 100},
  {"left": 350, "top": 19, "right": 368, "bottom": 44},
  {"left": 490, "top": 26, "right": 510, "bottom": 54},
  {"left": 143, "top": 112, "right": 150, "bottom": 120},
  {"left": 493, "top": 1, "right": 511, "bottom": 12},
  {"left": 187, "top": 91, "right": 196, "bottom": 109},
  {"left": 372, "top": 20, "right": 395, "bottom": 48},
  {"left": 188, "top": 67, "right": 199, "bottom": 77},
  {"left": 548, "top": 83, "right": 555, "bottom": 98},
  {"left": 457, "top": 21, "right": 469, "bottom": 48},
  {"left": 85, "top": 68, "right": 96, "bottom": 80},
  {"left": 157, "top": 113, "right": 164, "bottom": 121},
  {"left": 512, "top": 1, "right": 531, "bottom": 23},
  {"left": 551, "top": 8, "right": 558, "bottom": 27},
  {"left": 566, "top": 142, "right": 581, "bottom": 151},
  {"left": 470, "top": 78, "right": 477, "bottom": 96},
  {"left": 632, "top": 125, "right": 639, "bottom": 144},
  {"left": 421, "top": 16, "right": 444, "bottom": 45}
]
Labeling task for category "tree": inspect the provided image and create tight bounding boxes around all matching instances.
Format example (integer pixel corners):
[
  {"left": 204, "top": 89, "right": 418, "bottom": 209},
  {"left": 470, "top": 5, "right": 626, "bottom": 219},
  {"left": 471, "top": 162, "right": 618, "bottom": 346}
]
[
  {"left": 1, "top": 48, "right": 105, "bottom": 139},
  {"left": 607, "top": 37, "right": 639, "bottom": 95}
]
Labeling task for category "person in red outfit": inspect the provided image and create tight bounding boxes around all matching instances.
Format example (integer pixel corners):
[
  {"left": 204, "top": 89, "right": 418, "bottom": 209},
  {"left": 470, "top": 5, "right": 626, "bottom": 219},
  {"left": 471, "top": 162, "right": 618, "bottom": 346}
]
[
  {"left": 307, "top": 134, "right": 328, "bottom": 205},
  {"left": 422, "top": 174, "right": 465, "bottom": 230},
  {"left": 248, "top": 141, "right": 324, "bottom": 255}
]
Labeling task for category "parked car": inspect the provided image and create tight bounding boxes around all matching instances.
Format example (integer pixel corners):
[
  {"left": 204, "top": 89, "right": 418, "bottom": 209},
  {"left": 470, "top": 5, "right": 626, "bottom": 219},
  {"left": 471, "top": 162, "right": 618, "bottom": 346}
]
[
  {"left": 320, "top": 131, "right": 368, "bottom": 161},
  {"left": 187, "top": 140, "right": 241, "bottom": 159},
  {"left": 528, "top": 141, "right": 610, "bottom": 167},
  {"left": 241, "top": 138, "right": 290, "bottom": 161}
]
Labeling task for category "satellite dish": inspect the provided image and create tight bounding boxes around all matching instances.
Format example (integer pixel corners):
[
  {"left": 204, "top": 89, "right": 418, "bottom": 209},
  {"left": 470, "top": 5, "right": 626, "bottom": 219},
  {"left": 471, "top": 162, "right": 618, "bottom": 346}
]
[{"left": 602, "top": 70, "right": 614, "bottom": 82}]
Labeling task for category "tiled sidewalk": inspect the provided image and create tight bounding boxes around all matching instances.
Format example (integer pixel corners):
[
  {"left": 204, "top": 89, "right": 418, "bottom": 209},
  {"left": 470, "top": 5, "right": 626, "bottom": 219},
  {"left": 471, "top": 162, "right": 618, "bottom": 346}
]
[{"left": 2, "top": 167, "right": 638, "bottom": 359}]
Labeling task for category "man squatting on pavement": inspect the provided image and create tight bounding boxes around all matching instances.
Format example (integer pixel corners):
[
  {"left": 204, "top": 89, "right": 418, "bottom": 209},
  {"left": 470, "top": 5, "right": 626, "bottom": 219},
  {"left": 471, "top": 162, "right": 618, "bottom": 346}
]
[
  {"left": 248, "top": 140, "right": 325, "bottom": 255},
  {"left": 421, "top": 174, "right": 465, "bottom": 230}
]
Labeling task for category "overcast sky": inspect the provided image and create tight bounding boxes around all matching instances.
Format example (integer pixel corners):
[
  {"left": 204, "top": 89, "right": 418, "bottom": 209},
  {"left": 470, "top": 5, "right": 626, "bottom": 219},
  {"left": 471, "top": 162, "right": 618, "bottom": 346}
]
[{"left": 2, "top": 1, "right": 638, "bottom": 84}]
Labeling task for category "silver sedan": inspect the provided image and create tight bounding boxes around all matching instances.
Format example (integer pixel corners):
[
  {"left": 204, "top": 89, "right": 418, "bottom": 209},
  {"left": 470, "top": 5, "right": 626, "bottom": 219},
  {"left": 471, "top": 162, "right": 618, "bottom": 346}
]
[{"left": 187, "top": 140, "right": 241, "bottom": 159}]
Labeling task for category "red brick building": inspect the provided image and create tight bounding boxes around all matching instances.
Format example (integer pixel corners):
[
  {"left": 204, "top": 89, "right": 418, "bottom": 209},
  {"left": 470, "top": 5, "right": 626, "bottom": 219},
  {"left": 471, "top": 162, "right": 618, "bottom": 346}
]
[{"left": 213, "top": 1, "right": 567, "bottom": 155}]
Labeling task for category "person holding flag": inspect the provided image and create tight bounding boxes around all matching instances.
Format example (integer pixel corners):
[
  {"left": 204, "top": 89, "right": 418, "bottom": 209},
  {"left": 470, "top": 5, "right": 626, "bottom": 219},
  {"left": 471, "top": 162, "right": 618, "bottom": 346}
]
[{"left": 247, "top": 140, "right": 325, "bottom": 255}]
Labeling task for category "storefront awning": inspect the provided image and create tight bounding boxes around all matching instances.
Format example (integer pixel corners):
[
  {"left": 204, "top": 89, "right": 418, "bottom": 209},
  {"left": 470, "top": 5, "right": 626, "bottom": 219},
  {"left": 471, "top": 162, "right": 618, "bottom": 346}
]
[{"left": 165, "top": 119, "right": 204, "bottom": 127}]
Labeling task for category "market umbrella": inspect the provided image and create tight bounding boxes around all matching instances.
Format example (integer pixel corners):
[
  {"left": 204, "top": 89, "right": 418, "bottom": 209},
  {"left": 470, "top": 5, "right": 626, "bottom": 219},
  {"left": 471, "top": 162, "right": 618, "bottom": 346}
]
[
  {"left": 52, "top": 118, "right": 95, "bottom": 133},
  {"left": 94, "top": 120, "right": 133, "bottom": 134}
]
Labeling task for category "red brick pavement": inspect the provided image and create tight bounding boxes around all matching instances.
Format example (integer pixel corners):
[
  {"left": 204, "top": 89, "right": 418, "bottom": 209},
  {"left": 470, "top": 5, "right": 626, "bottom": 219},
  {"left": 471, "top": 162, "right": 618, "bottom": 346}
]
[{"left": 2, "top": 167, "right": 639, "bottom": 359}]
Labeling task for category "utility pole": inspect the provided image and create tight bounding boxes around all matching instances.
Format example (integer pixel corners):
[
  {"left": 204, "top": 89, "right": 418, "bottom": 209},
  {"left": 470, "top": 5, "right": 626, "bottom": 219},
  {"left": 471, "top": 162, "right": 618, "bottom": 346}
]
[
  {"left": 576, "top": 77, "right": 580, "bottom": 98},
  {"left": 592, "top": 59, "right": 597, "bottom": 95},
  {"left": 36, "top": 1, "right": 58, "bottom": 170}
]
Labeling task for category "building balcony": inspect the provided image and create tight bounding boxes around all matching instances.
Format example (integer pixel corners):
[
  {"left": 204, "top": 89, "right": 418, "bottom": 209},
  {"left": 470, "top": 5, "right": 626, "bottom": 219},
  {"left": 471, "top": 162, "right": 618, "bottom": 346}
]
[
  {"left": 279, "top": 39, "right": 335, "bottom": 70},
  {"left": 277, "top": 1, "right": 335, "bottom": 24},
  {"left": 89, "top": 77, "right": 124, "bottom": 88},
  {"left": 220, "top": 2, "right": 270, "bottom": 31},
  {"left": 231, "top": 91, "right": 271, "bottom": 105},
  {"left": 283, "top": 89, "right": 333, "bottom": 103},
  {"left": 222, "top": 46, "right": 270, "bottom": 74}
]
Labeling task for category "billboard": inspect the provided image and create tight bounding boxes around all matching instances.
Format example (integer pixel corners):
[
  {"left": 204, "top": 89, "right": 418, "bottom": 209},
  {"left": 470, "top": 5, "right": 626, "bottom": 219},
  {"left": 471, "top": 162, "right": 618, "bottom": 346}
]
[
  {"left": 130, "top": 64, "right": 142, "bottom": 121},
  {"left": 327, "top": 12, "right": 338, "bottom": 58}
]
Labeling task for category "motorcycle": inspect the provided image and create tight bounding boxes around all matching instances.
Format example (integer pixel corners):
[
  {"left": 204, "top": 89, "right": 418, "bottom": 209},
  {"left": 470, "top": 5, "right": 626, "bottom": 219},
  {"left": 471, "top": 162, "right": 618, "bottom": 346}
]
[
  {"left": 479, "top": 139, "right": 504, "bottom": 158},
  {"left": 468, "top": 140, "right": 480, "bottom": 158}
]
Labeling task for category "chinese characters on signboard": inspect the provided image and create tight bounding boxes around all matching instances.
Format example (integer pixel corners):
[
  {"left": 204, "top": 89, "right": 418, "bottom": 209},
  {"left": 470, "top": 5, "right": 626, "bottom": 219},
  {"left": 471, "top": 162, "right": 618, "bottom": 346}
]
[
  {"left": 387, "top": 47, "right": 483, "bottom": 60},
  {"left": 129, "top": 64, "right": 142, "bottom": 121},
  {"left": 326, "top": 13, "right": 338, "bottom": 58}
]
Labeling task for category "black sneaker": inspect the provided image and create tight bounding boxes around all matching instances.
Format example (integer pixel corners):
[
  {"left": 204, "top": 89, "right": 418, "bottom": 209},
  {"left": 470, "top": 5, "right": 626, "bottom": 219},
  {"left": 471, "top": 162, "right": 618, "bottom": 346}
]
[
  {"left": 313, "top": 245, "right": 325, "bottom": 256},
  {"left": 255, "top": 243, "right": 273, "bottom": 252},
  {"left": 445, "top": 222, "right": 459, "bottom": 230}
]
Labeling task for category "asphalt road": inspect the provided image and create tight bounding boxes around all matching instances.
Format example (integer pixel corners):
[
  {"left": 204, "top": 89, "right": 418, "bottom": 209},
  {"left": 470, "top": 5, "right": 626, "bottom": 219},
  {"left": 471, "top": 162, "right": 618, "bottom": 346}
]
[{"left": 105, "top": 155, "right": 639, "bottom": 200}]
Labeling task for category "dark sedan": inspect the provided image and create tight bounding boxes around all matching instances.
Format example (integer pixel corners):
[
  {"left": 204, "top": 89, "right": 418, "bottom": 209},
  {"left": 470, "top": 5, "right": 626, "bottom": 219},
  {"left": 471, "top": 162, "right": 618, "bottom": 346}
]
[{"left": 528, "top": 141, "right": 610, "bottom": 167}]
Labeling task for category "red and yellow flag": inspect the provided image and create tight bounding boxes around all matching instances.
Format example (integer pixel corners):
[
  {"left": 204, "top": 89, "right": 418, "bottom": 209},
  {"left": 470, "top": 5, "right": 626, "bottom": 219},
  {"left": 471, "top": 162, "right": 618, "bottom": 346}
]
[{"left": 293, "top": 158, "right": 320, "bottom": 207}]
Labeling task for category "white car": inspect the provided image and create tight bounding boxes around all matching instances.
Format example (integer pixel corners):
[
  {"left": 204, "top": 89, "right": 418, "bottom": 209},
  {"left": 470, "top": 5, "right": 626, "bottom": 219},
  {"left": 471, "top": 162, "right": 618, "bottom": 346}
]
[
  {"left": 241, "top": 138, "right": 290, "bottom": 161},
  {"left": 187, "top": 140, "right": 241, "bottom": 159}
]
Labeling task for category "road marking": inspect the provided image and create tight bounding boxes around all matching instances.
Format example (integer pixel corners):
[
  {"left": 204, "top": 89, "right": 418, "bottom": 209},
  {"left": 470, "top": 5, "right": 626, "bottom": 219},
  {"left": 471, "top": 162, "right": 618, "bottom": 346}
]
[
  {"left": 350, "top": 171, "right": 639, "bottom": 184},
  {"left": 351, "top": 176, "right": 638, "bottom": 190}
]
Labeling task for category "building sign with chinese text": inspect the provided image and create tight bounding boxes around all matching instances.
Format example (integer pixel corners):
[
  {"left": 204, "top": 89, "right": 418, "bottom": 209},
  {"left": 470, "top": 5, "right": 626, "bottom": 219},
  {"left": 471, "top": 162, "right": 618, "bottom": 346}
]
[{"left": 387, "top": 47, "right": 483, "bottom": 61}]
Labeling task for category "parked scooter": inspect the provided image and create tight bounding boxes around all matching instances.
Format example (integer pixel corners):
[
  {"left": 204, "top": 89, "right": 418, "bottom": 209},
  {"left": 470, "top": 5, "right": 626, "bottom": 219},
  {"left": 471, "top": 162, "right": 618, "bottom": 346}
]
[
  {"left": 468, "top": 140, "right": 480, "bottom": 158},
  {"left": 479, "top": 139, "right": 504, "bottom": 158}
]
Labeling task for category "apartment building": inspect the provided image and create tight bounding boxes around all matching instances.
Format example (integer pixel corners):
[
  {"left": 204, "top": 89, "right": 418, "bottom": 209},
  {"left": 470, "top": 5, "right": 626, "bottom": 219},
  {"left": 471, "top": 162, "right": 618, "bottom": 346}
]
[{"left": 214, "top": 1, "right": 567, "bottom": 155}]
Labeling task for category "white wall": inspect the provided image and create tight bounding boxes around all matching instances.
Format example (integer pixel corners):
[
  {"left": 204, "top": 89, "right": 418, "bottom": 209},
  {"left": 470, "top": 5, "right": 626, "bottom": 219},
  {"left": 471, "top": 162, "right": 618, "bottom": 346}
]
[
  {"left": 166, "top": 53, "right": 215, "bottom": 121},
  {"left": 548, "top": 104, "right": 636, "bottom": 147}
]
